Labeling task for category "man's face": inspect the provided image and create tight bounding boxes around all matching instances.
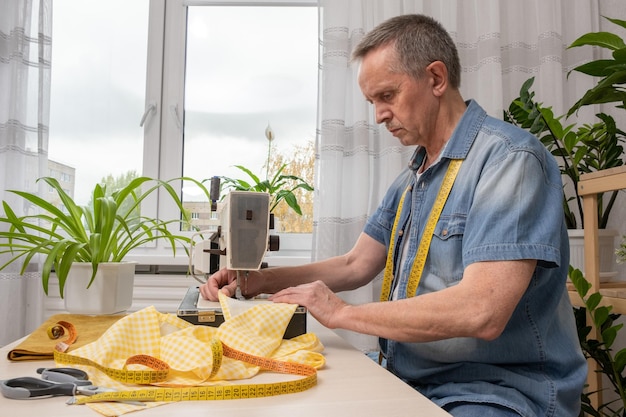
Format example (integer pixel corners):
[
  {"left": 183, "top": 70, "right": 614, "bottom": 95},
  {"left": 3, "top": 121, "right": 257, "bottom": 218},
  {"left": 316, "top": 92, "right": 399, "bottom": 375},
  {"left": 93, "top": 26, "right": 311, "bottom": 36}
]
[{"left": 357, "top": 45, "right": 436, "bottom": 147}]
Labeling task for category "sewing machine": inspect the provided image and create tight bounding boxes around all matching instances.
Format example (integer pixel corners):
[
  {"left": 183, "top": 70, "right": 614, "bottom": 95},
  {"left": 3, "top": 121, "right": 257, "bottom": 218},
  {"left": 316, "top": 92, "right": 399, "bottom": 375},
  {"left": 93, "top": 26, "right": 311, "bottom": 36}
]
[{"left": 177, "top": 188, "right": 307, "bottom": 338}]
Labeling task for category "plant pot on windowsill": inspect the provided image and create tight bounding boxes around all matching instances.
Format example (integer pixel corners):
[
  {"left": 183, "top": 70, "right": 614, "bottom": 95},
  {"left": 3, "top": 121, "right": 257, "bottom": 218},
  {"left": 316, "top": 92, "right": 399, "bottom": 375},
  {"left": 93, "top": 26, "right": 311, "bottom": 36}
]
[
  {"left": 0, "top": 176, "right": 210, "bottom": 314},
  {"left": 64, "top": 262, "right": 137, "bottom": 315}
]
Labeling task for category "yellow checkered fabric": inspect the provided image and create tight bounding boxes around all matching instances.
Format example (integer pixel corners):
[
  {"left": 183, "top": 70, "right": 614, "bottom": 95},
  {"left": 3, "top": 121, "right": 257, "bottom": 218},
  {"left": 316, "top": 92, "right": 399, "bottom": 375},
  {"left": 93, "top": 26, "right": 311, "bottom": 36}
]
[{"left": 58, "top": 293, "right": 324, "bottom": 416}]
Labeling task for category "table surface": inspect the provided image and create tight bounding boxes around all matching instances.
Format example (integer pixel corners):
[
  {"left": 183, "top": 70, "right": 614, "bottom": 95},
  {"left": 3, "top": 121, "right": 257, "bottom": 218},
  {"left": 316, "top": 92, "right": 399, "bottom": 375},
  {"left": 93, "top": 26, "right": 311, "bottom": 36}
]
[{"left": 0, "top": 317, "right": 450, "bottom": 417}]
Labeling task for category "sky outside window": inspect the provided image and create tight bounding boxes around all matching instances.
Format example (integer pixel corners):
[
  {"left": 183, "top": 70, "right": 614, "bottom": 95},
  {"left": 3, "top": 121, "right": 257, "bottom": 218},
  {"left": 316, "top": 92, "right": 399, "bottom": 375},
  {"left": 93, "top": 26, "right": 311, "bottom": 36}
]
[
  {"left": 182, "top": 6, "right": 318, "bottom": 202},
  {"left": 48, "top": 2, "right": 318, "bottom": 210},
  {"left": 48, "top": 0, "right": 149, "bottom": 205}
]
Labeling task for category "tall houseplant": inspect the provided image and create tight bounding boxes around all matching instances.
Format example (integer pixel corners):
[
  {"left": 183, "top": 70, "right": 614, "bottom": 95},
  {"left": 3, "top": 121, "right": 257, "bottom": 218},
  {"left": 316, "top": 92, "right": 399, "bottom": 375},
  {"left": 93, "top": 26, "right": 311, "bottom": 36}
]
[
  {"left": 506, "top": 17, "right": 626, "bottom": 230},
  {"left": 0, "top": 176, "right": 210, "bottom": 312},
  {"left": 504, "top": 77, "right": 625, "bottom": 230}
]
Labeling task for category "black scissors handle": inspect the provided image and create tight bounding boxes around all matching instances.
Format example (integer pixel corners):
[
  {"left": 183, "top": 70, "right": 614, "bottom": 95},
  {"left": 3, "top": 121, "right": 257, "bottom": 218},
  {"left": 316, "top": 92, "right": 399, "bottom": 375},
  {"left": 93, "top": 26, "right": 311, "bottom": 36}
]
[{"left": 0, "top": 377, "right": 78, "bottom": 399}]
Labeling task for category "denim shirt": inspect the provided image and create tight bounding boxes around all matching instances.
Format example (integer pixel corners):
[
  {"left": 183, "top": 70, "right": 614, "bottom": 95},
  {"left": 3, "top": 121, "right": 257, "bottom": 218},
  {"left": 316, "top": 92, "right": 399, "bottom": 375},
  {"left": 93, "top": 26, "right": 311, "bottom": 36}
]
[{"left": 364, "top": 100, "right": 587, "bottom": 416}]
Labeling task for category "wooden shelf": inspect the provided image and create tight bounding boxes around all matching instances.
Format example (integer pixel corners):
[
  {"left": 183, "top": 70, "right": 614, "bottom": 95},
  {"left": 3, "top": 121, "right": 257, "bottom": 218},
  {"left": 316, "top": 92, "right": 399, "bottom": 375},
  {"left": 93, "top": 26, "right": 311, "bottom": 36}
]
[
  {"left": 573, "top": 165, "right": 626, "bottom": 410},
  {"left": 568, "top": 281, "right": 626, "bottom": 311}
]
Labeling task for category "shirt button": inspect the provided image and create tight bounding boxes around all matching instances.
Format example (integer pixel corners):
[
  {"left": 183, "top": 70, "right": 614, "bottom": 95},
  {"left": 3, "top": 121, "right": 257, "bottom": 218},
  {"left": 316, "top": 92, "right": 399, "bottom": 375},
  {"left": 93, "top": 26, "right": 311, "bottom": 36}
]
[
  {"left": 398, "top": 230, "right": 404, "bottom": 236},
  {"left": 442, "top": 229, "right": 448, "bottom": 236}
]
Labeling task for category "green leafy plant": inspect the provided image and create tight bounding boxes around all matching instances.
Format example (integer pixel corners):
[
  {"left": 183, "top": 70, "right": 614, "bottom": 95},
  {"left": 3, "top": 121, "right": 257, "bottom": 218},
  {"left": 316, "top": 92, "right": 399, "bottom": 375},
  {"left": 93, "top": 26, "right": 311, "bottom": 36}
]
[
  {"left": 571, "top": 266, "right": 626, "bottom": 416},
  {"left": 505, "top": 16, "right": 626, "bottom": 229},
  {"left": 504, "top": 77, "right": 625, "bottom": 229},
  {"left": 222, "top": 164, "right": 313, "bottom": 215},
  {"left": 0, "top": 176, "right": 210, "bottom": 297},
  {"left": 221, "top": 124, "right": 314, "bottom": 216},
  {"left": 567, "top": 16, "right": 626, "bottom": 117}
]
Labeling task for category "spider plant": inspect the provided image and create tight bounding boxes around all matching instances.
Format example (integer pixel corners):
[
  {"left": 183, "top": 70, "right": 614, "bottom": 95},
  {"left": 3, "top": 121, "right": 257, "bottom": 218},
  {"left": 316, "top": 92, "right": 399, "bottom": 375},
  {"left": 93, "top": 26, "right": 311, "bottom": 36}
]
[{"left": 0, "top": 176, "right": 210, "bottom": 297}]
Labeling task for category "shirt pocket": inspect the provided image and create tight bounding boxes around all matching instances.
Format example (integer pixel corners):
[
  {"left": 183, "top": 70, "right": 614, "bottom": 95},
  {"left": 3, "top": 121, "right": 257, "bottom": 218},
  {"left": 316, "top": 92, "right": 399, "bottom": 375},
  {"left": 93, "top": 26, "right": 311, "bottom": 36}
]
[{"left": 428, "top": 213, "right": 466, "bottom": 285}]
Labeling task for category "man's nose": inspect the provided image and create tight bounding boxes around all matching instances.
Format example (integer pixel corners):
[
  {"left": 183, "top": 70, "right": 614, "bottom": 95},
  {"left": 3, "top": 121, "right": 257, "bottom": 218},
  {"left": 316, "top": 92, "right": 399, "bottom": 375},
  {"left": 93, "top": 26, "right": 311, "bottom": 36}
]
[{"left": 375, "top": 104, "right": 391, "bottom": 124}]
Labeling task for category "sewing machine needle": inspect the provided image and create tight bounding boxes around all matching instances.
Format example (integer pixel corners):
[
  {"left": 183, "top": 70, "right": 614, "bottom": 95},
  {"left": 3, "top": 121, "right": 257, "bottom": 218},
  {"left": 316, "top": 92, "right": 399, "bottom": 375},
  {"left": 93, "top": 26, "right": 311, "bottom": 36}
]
[{"left": 235, "top": 271, "right": 244, "bottom": 300}]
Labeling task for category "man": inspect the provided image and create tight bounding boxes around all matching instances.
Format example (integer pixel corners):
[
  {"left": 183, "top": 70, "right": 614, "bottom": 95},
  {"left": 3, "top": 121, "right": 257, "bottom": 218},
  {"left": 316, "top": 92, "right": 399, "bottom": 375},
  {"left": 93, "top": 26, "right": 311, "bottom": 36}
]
[{"left": 200, "top": 14, "right": 587, "bottom": 417}]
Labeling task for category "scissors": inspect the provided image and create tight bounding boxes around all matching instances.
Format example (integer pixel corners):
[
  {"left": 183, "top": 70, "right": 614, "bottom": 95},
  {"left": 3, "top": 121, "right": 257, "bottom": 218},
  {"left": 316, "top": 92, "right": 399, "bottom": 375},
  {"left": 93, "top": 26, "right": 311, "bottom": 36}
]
[{"left": 0, "top": 367, "right": 144, "bottom": 406}]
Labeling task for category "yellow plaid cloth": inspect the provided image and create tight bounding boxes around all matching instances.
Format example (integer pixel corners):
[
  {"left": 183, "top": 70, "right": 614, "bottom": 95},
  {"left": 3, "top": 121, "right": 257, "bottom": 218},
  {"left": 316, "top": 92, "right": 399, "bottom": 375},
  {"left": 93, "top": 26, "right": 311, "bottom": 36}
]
[{"left": 58, "top": 293, "right": 324, "bottom": 416}]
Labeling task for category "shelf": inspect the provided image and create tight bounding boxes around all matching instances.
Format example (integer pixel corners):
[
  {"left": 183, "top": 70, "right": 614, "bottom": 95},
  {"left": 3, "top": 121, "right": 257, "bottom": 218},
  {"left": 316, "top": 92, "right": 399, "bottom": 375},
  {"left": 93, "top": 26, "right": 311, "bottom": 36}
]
[
  {"left": 575, "top": 165, "right": 626, "bottom": 410},
  {"left": 567, "top": 281, "right": 626, "bottom": 311}
]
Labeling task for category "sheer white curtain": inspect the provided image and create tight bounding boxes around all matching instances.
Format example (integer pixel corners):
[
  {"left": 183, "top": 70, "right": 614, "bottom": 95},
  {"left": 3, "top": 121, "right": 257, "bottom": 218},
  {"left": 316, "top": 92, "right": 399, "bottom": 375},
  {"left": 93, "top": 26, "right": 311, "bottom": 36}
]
[
  {"left": 313, "top": 0, "right": 623, "bottom": 352},
  {"left": 0, "top": 0, "right": 51, "bottom": 346}
]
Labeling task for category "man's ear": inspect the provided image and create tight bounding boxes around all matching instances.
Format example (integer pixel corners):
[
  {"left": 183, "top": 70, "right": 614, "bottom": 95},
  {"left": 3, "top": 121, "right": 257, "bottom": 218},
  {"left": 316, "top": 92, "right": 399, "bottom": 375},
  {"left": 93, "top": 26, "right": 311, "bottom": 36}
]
[{"left": 425, "top": 61, "right": 448, "bottom": 97}]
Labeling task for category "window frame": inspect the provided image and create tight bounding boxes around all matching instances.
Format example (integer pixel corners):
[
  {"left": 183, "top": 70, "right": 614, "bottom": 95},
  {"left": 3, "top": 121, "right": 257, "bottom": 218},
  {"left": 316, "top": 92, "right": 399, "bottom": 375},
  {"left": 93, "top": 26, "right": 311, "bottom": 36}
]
[{"left": 129, "top": 0, "right": 316, "bottom": 265}]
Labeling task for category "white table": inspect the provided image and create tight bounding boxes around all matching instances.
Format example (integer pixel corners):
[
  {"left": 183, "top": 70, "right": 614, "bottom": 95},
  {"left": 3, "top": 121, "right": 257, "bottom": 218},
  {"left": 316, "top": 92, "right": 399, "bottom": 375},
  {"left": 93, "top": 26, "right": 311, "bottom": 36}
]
[{"left": 0, "top": 318, "right": 450, "bottom": 416}]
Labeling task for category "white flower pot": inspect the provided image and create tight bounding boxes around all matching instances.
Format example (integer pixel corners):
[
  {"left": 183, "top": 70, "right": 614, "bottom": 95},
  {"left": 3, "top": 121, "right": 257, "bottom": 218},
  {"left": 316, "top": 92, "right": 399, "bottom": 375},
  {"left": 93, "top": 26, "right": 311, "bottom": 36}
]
[
  {"left": 64, "top": 262, "right": 136, "bottom": 315},
  {"left": 568, "top": 229, "right": 618, "bottom": 282}
]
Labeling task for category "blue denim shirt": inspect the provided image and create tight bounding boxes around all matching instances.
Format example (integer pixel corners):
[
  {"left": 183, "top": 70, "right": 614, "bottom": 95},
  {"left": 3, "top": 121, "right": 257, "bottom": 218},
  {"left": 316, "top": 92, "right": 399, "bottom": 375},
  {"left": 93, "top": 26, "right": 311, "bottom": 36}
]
[{"left": 364, "top": 100, "right": 587, "bottom": 416}]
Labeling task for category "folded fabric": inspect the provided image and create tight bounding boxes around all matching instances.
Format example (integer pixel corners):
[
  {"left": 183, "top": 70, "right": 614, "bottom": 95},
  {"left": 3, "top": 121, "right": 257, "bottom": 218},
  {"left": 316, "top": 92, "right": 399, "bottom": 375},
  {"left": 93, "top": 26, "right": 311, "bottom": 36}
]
[{"left": 7, "top": 313, "right": 124, "bottom": 361}]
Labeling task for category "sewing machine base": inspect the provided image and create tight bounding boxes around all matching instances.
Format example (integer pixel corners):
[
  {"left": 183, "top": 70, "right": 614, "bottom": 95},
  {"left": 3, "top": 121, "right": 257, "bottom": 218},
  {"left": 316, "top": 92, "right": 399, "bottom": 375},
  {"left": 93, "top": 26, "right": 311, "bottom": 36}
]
[{"left": 177, "top": 286, "right": 307, "bottom": 339}]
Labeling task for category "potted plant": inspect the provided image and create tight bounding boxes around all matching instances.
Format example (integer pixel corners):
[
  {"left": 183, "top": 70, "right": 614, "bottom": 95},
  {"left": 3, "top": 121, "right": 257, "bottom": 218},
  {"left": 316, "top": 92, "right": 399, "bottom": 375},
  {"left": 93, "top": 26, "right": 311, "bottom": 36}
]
[
  {"left": 506, "top": 17, "right": 626, "bottom": 277},
  {"left": 220, "top": 124, "right": 314, "bottom": 226},
  {"left": 0, "top": 175, "right": 210, "bottom": 314},
  {"left": 505, "top": 77, "right": 625, "bottom": 276},
  {"left": 505, "top": 77, "right": 625, "bottom": 230}
]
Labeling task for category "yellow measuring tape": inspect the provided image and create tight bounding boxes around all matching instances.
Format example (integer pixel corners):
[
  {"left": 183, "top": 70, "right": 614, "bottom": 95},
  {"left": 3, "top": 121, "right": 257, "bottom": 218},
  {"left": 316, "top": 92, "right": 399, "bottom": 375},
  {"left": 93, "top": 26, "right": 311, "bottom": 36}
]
[
  {"left": 54, "top": 337, "right": 316, "bottom": 404},
  {"left": 46, "top": 320, "right": 78, "bottom": 353},
  {"left": 380, "top": 159, "right": 462, "bottom": 301}
]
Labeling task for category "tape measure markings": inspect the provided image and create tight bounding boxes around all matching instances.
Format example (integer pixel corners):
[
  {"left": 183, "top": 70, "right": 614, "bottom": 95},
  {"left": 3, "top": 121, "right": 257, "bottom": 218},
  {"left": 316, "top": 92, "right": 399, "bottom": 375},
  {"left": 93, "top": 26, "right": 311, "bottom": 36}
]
[
  {"left": 55, "top": 334, "right": 317, "bottom": 405},
  {"left": 380, "top": 159, "right": 462, "bottom": 301}
]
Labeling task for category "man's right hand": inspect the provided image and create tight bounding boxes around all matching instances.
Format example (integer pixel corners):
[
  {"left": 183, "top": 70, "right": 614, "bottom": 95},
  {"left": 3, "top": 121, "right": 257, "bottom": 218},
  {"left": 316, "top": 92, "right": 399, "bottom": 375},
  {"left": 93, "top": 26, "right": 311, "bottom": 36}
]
[{"left": 198, "top": 268, "right": 238, "bottom": 301}]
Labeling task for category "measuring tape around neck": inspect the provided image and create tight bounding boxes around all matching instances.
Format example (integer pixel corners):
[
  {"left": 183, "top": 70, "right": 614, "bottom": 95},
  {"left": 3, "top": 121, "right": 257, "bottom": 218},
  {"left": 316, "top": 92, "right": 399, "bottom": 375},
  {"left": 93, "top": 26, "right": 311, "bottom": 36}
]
[
  {"left": 379, "top": 159, "right": 462, "bottom": 301},
  {"left": 54, "top": 337, "right": 317, "bottom": 405}
]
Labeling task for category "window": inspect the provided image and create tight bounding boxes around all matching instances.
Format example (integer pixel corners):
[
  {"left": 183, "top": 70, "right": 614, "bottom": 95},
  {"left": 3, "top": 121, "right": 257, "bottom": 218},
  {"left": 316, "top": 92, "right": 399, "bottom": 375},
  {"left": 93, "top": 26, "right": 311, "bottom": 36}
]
[
  {"left": 182, "top": 5, "right": 317, "bottom": 183},
  {"left": 156, "top": 0, "right": 318, "bottom": 237},
  {"left": 49, "top": 0, "right": 150, "bottom": 206},
  {"left": 48, "top": 0, "right": 318, "bottom": 263}
]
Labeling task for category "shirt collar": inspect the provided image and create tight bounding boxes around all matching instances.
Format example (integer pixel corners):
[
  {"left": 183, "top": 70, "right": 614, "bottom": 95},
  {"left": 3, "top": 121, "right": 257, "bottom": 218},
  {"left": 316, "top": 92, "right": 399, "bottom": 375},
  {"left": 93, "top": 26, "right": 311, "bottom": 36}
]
[{"left": 408, "top": 99, "right": 487, "bottom": 172}]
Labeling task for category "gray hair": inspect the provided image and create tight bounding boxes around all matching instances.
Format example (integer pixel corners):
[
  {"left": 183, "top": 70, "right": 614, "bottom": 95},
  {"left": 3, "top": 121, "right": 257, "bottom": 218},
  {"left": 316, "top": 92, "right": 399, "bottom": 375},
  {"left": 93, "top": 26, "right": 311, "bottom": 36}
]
[{"left": 351, "top": 14, "right": 461, "bottom": 89}]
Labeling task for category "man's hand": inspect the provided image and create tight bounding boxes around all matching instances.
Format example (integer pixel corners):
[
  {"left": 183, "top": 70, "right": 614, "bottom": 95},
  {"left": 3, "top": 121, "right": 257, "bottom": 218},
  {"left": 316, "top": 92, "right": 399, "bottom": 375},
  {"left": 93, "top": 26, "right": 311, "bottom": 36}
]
[
  {"left": 198, "top": 268, "right": 238, "bottom": 301},
  {"left": 269, "top": 280, "right": 348, "bottom": 329}
]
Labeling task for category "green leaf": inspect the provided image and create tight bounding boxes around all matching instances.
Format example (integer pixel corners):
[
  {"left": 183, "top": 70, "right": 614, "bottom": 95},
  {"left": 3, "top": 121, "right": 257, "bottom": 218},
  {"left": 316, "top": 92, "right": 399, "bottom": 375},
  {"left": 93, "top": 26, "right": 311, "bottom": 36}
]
[
  {"left": 571, "top": 59, "right": 620, "bottom": 77},
  {"left": 570, "top": 267, "right": 591, "bottom": 297},
  {"left": 614, "top": 348, "right": 626, "bottom": 374},
  {"left": 55, "top": 241, "right": 87, "bottom": 296},
  {"left": 601, "top": 324, "right": 622, "bottom": 348},
  {"left": 604, "top": 16, "right": 626, "bottom": 31},
  {"left": 41, "top": 241, "right": 69, "bottom": 297},
  {"left": 587, "top": 292, "right": 603, "bottom": 311},
  {"left": 569, "top": 31, "right": 626, "bottom": 51},
  {"left": 593, "top": 305, "right": 611, "bottom": 328}
]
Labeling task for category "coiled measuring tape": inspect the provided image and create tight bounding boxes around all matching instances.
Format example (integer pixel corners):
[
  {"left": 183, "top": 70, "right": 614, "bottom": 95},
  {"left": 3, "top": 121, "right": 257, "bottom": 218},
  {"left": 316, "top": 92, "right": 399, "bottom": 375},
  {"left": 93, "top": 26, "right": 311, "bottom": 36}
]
[
  {"left": 54, "top": 337, "right": 316, "bottom": 404},
  {"left": 380, "top": 159, "right": 462, "bottom": 301},
  {"left": 46, "top": 320, "right": 78, "bottom": 353}
]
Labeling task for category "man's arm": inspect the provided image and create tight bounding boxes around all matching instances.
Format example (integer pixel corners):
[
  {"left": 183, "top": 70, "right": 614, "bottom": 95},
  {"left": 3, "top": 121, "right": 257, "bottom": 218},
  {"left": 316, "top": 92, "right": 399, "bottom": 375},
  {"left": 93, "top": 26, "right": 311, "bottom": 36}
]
[
  {"left": 199, "top": 232, "right": 388, "bottom": 300},
  {"left": 270, "top": 259, "right": 536, "bottom": 343}
]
